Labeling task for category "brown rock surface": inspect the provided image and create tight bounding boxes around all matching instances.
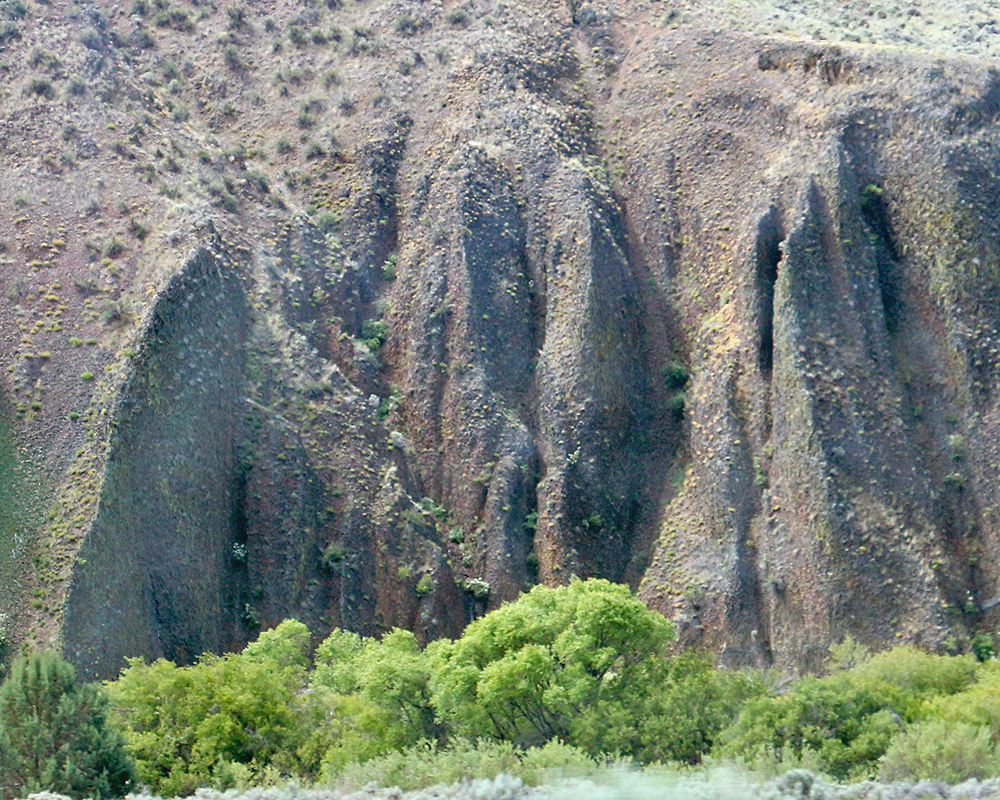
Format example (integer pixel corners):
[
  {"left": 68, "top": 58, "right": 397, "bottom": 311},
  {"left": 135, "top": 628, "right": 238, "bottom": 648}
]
[{"left": 2, "top": 0, "right": 1000, "bottom": 675}]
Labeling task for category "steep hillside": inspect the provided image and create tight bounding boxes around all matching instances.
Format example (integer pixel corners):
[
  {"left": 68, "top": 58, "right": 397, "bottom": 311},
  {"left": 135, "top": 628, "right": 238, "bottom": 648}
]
[{"left": 3, "top": 0, "right": 1000, "bottom": 676}]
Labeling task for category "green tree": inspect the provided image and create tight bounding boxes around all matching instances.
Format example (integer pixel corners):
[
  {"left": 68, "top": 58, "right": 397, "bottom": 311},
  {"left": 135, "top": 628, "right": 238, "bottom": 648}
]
[
  {"left": 426, "top": 578, "right": 674, "bottom": 752},
  {"left": 241, "top": 617, "right": 311, "bottom": 669},
  {"left": 634, "top": 649, "right": 768, "bottom": 764},
  {"left": 0, "top": 650, "right": 135, "bottom": 800},
  {"left": 716, "top": 672, "right": 901, "bottom": 779},
  {"left": 311, "top": 627, "right": 440, "bottom": 748},
  {"left": 879, "top": 720, "right": 1000, "bottom": 782},
  {"left": 106, "top": 619, "right": 314, "bottom": 795},
  {"left": 920, "top": 659, "right": 1000, "bottom": 735}
]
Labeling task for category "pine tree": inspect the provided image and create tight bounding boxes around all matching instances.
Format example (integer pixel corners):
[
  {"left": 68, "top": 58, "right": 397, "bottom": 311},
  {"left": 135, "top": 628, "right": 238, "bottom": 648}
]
[{"left": 0, "top": 651, "right": 135, "bottom": 799}]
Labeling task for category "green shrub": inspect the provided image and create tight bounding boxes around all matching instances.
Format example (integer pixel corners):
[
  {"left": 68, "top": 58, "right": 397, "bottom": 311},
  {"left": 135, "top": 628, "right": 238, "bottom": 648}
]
[
  {"left": 126, "top": 216, "right": 148, "bottom": 240},
  {"left": 225, "top": 4, "right": 248, "bottom": 30},
  {"left": 921, "top": 662, "right": 1000, "bottom": 731},
  {"left": 943, "top": 471, "right": 966, "bottom": 488},
  {"left": 315, "top": 210, "right": 339, "bottom": 232},
  {"left": 78, "top": 26, "right": 103, "bottom": 49},
  {"left": 312, "top": 627, "right": 439, "bottom": 751},
  {"left": 824, "top": 634, "right": 871, "bottom": 673},
  {"left": 241, "top": 617, "right": 310, "bottom": 668},
  {"left": 850, "top": 645, "right": 978, "bottom": 716},
  {"left": 222, "top": 43, "right": 242, "bottom": 70},
  {"left": 27, "top": 76, "right": 55, "bottom": 99},
  {"left": 0, "top": 0, "right": 28, "bottom": 20},
  {"left": 633, "top": 651, "right": 769, "bottom": 765},
  {"left": 879, "top": 720, "right": 1000, "bottom": 782},
  {"left": 29, "top": 46, "right": 60, "bottom": 69},
  {"left": 0, "top": 20, "right": 20, "bottom": 43},
  {"left": 102, "top": 237, "right": 125, "bottom": 258},
  {"left": 0, "top": 651, "right": 135, "bottom": 799},
  {"left": 361, "top": 318, "right": 387, "bottom": 350},
  {"left": 661, "top": 361, "right": 689, "bottom": 389},
  {"left": 106, "top": 620, "right": 316, "bottom": 796},
  {"left": 416, "top": 573, "right": 434, "bottom": 597},
  {"left": 0, "top": 613, "right": 8, "bottom": 665},
  {"left": 327, "top": 737, "right": 600, "bottom": 791},
  {"left": 207, "top": 180, "right": 240, "bottom": 212},
  {"left": 716, "top": 645, "right": 980, "bottom": 780},
  {"left": 382, "top": 253, "right": 398, "bottom": 280},
  {"left": 716, "top": 677, "right": 901, "bottom": 780},
  {"left": 394, "top": 13, "right": 418, "bottom": 35},
  {"left": 971, "top": 631, "right": 996, "bottom": 662}
]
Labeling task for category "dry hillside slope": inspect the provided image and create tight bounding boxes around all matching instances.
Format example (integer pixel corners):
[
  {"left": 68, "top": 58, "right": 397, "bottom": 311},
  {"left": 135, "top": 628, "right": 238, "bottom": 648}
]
[{"left": 2, "top": 0, "right": 1000, "bottom": 675}]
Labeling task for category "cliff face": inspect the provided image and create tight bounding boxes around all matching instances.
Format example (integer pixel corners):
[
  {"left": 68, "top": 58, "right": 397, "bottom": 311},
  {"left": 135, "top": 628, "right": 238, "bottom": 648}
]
[{"left": 3, "top": 0, "right": 1000, "bottom": 676}]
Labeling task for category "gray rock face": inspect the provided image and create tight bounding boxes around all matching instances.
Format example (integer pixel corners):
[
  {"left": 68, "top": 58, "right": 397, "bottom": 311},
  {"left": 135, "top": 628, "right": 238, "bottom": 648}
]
[{"left": 62, "top": 247, "right": 252, "bottom": 674}]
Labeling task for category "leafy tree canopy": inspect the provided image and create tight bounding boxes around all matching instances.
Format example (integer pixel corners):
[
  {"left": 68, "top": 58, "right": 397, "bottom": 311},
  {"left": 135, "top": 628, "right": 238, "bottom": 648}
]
[
  {"left": 427, "top": 578, "right": 675, "bottom": 747},
  {"left": 311, "top": 627, "right": 441, "bottom": 750},
  {"left": 106, "top": 619, "right": 315, "bottom": 796}
]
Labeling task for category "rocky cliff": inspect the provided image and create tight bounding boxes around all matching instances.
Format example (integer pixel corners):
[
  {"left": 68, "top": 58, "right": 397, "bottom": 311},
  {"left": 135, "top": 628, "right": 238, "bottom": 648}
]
[{"left": 2, "top": 0, "right": 1000, "bottom": 676}]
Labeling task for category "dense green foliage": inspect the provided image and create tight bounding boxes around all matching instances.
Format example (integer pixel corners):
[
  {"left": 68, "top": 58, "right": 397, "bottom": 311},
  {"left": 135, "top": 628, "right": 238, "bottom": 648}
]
[
  {"left": 90, "top": 581, "right": 1000, "bottom": 792},
  {"left": 718, "top": 645, "right": 984, "bottom": 779},
  {"left": 634, "top": 650, "right": 767, "bottom": 765},
  {"left": 426, "top": 579, "right": 675, "bottom": 747},
  {"left": 106, "top": 619, "right": 331, "bottom": 795},
  {"left": 108, "top": 579, "right": 748, "bottom": 792},
  {"left": 312, "top": 627, "right": 441, "bottom": 750},
  {"left": 0, "top": 651, "right": 134, "bottom": 800},
  {"left": 879, "top": 720, "right": 1000, "bottom": 782}
]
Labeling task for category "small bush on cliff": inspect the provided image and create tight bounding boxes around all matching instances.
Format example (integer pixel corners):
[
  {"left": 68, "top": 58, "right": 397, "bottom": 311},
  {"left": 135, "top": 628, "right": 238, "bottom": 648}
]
[
  {"left": 360, "top": 318, "right": 387, "bottom": 350},
  {"left": 0, "top": 651, "right": 135, "bottom": 799}
]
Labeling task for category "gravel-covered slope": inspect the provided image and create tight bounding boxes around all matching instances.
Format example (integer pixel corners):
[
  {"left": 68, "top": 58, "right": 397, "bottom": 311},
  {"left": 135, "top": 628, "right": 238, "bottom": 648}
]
[{"left": 658, "top": 0, "right": 1000, "bottom": 59}]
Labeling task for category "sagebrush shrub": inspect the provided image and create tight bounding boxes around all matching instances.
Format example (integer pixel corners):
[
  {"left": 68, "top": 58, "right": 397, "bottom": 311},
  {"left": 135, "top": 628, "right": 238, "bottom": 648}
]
[{"left": 879, "top": 720, "right": 1000, "bottom": 782}]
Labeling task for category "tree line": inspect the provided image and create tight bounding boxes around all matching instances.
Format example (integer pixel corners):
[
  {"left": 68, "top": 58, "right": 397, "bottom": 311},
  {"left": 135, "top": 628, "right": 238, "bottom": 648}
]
[{"left": 4, "top": 579, "right": 1000, "bottom": 798}]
